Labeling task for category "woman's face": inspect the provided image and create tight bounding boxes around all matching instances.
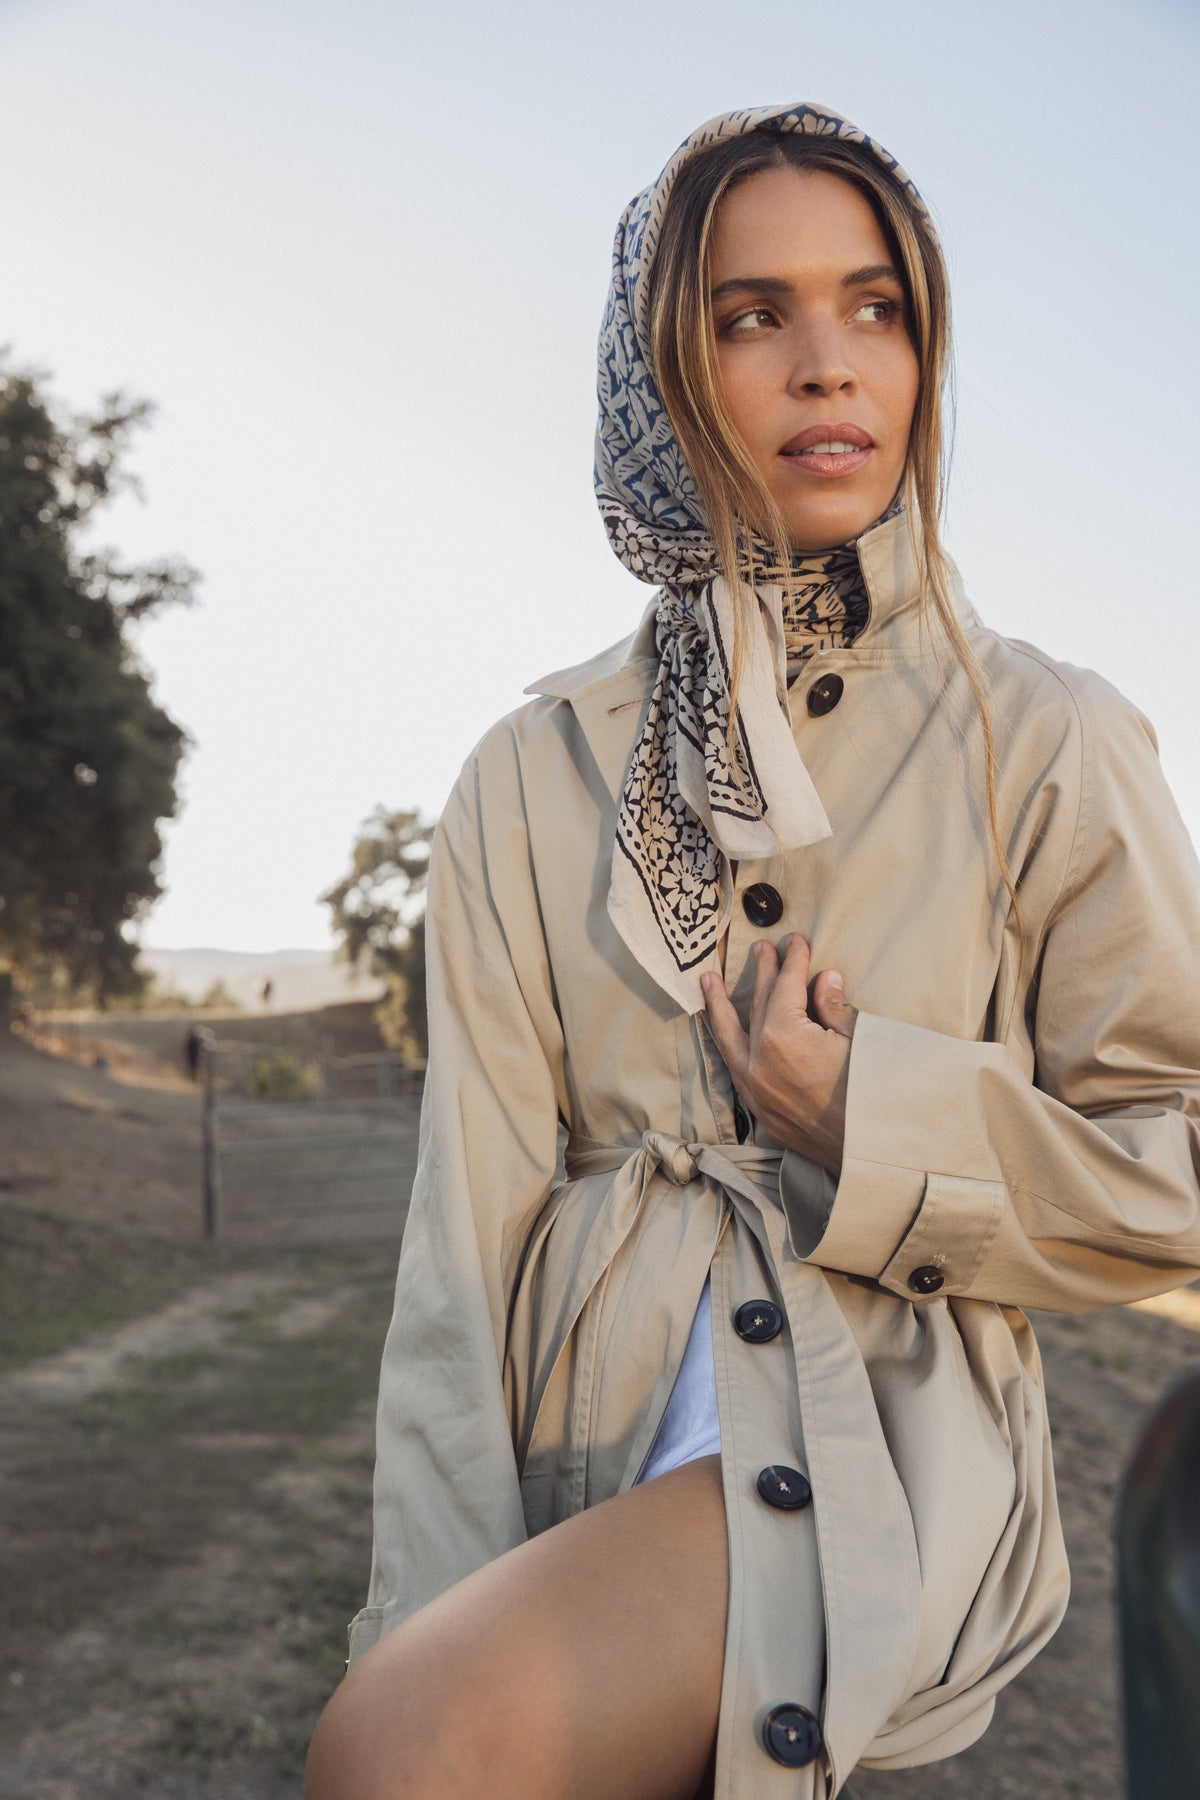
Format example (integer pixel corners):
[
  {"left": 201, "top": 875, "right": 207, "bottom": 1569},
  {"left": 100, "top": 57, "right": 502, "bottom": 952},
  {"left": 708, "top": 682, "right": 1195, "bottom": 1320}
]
[{"left": 708, "top": 166, "right": 920, "bottom": 552}]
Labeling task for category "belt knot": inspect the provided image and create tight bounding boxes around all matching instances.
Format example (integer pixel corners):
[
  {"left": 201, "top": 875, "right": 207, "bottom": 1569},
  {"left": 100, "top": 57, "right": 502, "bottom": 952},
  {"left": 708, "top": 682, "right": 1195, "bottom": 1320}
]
[{"left": 642, "top": 1131, "right": 698, "bottom": 1186}]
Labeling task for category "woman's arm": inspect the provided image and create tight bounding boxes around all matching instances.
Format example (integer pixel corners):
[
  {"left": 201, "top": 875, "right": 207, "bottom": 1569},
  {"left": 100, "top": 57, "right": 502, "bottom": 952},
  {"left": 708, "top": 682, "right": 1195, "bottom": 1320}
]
[
  {"left": 352, "top": 723, "right": 566, "bottom": 1661},
  {"left": 709, "top": 681, "right": 1200, "bottom": 1314}
]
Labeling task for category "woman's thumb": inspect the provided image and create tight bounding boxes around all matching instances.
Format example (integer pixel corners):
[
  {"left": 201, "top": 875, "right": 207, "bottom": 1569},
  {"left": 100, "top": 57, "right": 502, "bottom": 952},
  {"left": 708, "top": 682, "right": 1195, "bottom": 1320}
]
[{"left": 812, "top": 969, "right": 857, "bottom": 1038}]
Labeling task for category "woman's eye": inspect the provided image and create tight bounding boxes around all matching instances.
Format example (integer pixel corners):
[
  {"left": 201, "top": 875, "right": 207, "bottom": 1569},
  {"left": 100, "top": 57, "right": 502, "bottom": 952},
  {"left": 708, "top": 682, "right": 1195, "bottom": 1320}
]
[
  {"left": 854, "top": 298, "right": 902, "bottom": 324},
  {"left": 725, "top": 307, "right": 778, "bottom": 335}
]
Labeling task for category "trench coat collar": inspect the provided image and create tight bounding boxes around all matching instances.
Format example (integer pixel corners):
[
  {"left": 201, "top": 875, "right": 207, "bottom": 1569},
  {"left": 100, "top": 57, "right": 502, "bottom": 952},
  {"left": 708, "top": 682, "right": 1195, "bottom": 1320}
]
[
  {"left": 524, "top": 509, "right": 978, "bottom": 802},
  {"left": 523, "top": 611, "right": 660, "bottom": 806}
]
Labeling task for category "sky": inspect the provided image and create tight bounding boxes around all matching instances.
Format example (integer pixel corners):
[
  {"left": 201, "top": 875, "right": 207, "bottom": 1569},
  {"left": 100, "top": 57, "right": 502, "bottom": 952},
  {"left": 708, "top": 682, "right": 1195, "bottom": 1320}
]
[{"left": 1, "top": 0, "right": 1197, "bottom": 951}]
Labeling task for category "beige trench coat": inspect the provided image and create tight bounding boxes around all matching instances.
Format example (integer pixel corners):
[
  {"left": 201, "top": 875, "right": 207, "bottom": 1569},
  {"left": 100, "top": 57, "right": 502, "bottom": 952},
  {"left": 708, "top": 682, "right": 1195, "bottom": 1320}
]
[{"left": 349, "top": 512, "right": 1200, "bottom": 1796}]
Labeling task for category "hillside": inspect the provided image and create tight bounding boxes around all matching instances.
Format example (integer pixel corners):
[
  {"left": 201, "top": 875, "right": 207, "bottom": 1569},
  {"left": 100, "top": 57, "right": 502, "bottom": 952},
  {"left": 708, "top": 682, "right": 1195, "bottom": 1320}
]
[
  {"left": 139, "top": 945, "right": 384, "bottom": 1012},
  {"left": 1, "top": 1029, "right": 204, "bottom": 1233}
]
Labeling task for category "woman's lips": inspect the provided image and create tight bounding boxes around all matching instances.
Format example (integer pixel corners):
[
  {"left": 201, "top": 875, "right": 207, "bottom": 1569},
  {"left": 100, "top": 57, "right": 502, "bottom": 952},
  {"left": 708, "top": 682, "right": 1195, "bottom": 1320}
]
[{"left": 779, "top": 423, "right": 874, "bottom": 479}]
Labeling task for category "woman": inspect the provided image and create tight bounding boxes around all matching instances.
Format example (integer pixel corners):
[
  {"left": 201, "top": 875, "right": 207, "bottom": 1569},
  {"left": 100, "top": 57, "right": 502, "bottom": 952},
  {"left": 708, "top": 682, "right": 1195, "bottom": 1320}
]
[{"left": 307, "top": 104, "right": 1200, "bottom": 1799}]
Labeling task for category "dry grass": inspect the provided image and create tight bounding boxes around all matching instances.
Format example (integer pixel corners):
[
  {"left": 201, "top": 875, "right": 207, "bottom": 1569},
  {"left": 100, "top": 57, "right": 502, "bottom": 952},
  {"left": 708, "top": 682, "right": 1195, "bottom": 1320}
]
[{"left": 0, "top": 1205, "right": 398, "bottom": 1798}]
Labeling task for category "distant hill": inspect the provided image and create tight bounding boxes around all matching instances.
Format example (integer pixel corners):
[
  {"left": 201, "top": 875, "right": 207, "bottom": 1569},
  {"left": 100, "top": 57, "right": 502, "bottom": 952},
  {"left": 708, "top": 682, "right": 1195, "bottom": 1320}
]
[{"left": 139, "top": 946, "right": 385, "bottom": 1013}]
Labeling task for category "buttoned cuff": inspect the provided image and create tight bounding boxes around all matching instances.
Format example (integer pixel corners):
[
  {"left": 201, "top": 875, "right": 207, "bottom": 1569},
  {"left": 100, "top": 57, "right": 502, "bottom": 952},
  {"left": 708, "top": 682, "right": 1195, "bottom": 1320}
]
[{"left": 781, "top": 1013, "right": 1012, "bottom": 1299}]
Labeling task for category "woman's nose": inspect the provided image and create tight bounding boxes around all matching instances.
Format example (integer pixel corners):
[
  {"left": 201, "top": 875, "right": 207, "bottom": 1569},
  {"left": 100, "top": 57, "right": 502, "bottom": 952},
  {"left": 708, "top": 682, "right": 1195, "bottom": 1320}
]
[{"left": 785, "top": 323, "right": 856, "bottom": 397}]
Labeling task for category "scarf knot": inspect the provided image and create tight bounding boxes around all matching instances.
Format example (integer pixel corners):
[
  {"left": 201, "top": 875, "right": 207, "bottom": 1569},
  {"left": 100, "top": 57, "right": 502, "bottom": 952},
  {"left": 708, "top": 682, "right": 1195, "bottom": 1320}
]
[{"left": 611, "top": 548, "right": 871, "bottom": 999}]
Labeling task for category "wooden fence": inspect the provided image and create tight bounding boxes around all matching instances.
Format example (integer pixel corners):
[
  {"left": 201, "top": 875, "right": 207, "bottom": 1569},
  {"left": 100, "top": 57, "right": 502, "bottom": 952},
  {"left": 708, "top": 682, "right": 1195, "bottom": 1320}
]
[{"left": 201, "top": 1038, "right": 422, "bottom": 1245}]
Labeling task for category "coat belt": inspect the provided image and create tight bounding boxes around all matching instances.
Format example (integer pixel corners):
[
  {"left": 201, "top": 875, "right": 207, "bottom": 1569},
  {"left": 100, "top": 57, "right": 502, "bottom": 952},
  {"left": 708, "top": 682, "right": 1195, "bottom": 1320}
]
[
  {"left": 566, "top": 1127, "right": 785, "bottom": 1206},
  {"left": 557, "top": 1126, "right": 924, "bottom": 1790}
]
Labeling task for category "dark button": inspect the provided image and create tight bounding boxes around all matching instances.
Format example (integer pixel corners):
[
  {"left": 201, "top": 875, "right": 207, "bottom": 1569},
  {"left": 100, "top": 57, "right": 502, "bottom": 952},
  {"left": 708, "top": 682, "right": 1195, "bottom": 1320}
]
[
  {"left": 908, "top": 1264, "right": 945, "bottom": 1295},
  {"left": 733, "top": 1299, "right": 783, "bottom": 1344},
  {"left": 741, "top": 882, "right": 783, "bottom": 927},
  {"left": 762, "top": 1703, "right": 823, "bottom": 1767},
  {"left": 806, "top": 672, "right": 844, "bottom": 716},
  {"left": 757, "top": 1464, "right": 812, "bottom": 1511},
  {"left": 732, "top": 1096, "right": 753, "bottom": 1144}
]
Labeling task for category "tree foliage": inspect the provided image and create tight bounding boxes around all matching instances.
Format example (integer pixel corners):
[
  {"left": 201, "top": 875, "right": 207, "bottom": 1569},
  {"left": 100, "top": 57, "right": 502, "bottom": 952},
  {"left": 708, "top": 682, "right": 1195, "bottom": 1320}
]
[
  {"left": 0, "top": 362, "right": 195, "bottom": 1001},
  {"left": 321, "top": 807, "right": 434, "bottom": 1060}
]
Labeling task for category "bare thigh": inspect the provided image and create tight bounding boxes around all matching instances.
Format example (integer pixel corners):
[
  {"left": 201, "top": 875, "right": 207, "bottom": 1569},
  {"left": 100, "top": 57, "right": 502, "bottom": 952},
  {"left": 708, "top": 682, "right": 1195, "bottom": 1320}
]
[{"left": 306, "top": 1453, "right": 728, "bottom": 1800}]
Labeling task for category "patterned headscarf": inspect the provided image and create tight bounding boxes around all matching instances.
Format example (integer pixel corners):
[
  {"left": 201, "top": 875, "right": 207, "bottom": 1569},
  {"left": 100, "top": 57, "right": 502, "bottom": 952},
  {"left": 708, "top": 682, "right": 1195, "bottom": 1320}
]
[{"left": 596, "top": 103, "right": 934, "bottom": 1013}]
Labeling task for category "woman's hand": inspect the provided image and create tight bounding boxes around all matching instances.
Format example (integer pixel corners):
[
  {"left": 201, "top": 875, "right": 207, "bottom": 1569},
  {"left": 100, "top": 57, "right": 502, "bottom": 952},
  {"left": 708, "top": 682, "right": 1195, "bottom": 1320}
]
[{"left": 702, "top": 934, "right": 857, "bottom": 1175}]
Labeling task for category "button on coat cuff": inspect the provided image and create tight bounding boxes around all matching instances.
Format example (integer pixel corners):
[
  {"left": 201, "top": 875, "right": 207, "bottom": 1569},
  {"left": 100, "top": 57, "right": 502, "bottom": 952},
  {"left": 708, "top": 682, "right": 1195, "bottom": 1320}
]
[{"left": 876, "top": 1172, "right": 1006, "bottom": 1298}]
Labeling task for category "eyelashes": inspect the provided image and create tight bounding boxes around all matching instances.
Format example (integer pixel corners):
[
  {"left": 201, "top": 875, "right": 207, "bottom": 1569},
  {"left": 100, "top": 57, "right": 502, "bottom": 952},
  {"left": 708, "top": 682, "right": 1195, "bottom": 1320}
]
[
  {"left": 723, "top": 306, "right": 778, "bottom": 335},
  {"left": 718, "top": 296, "right": 906, "bottom": 338},
  {"left": 854, "top": 298, "right": 903, "bottom": 325}
]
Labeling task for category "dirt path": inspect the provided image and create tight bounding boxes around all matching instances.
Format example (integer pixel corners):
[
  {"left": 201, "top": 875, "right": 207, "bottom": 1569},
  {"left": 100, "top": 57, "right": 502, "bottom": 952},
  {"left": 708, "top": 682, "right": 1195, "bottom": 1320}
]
[
  {"left": 1, "top": 1270, "right": 303, "bottom": 1405},
  {"left": 0, "top": 1233, "right": 399, "bottom": 1800}
]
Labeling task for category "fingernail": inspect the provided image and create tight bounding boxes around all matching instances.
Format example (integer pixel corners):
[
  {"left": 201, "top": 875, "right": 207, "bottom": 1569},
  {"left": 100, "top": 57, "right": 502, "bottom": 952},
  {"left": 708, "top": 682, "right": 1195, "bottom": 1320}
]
[
  {"left": 828, "top": 972, "right": 844, "bottom": 992},
  {"left": 701, "top": 973, "right": 713, "bottom": 992}
]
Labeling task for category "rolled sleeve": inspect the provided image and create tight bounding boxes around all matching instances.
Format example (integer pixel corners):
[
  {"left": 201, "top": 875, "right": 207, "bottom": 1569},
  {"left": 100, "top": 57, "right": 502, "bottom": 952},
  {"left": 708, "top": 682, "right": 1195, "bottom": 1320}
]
[
  {"left": 781, "top": 678, "right": 1200, "bottom": 1316},
  {"left": 782, "top": 1015, "right": 1008, "bottom": 1295}
]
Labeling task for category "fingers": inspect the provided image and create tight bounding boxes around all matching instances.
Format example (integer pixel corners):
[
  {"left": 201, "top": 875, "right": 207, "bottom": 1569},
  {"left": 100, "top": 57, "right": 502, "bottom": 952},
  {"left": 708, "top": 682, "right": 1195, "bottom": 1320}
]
[
  {"left": 811, "top": 967, "right": 858, "bottom": 1040},
  {"left": 701, "top": 970, "right": 750, "bottom": 1081},
  {"left": 775, "top": 933, "right": 813, "bottom": 1006},
  {"left": 747, "top": 939, "right": 780, "bottom": 1053},
  {"left": 705, "top": 937, "right": 853, "bottom": 1074}
]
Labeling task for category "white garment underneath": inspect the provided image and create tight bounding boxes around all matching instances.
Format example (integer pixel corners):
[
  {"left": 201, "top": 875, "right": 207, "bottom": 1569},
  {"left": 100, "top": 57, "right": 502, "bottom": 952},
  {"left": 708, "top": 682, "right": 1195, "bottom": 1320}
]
[{"left": 635, "top": 1275, "right": 721, "bottom": 1483}]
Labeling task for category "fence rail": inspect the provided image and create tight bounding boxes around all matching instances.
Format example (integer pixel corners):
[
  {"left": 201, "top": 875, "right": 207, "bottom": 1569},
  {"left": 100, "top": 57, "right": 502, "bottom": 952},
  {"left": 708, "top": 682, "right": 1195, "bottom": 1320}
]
[{"left": 202, "top": 1039, "right": 422, "bottom": 1245}]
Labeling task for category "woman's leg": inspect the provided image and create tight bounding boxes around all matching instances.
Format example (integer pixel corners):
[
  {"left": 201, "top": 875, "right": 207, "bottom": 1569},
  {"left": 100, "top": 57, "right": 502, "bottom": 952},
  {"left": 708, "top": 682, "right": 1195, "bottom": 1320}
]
[{"left": 306, "top": 1453, "right": 728, "bottom": 1800}]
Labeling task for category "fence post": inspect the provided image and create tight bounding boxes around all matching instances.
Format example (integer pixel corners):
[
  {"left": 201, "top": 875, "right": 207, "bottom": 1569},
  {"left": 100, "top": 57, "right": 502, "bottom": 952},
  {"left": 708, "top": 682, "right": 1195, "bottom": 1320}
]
[
  {"left": 202, "top": 1040, "right": 223, "bottom": 1245},
  {"left": 1117, "top": 1364, "right": 1200, "bottom": 1796}
]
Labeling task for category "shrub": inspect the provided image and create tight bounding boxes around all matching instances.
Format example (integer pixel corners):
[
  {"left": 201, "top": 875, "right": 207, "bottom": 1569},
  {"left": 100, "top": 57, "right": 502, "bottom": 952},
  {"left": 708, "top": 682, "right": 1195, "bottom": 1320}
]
[{"left": 248, "top": 1051, "right": 321, "bottom": 1102}]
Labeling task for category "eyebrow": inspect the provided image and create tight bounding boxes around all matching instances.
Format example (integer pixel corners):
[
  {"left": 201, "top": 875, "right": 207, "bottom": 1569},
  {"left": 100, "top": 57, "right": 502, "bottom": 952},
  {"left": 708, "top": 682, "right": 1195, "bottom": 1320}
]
[
  {"left": 709, "top": 264, "right": 904, "bottom": 301},
  {"left": 842, "top": 263, "right": 904, "bottom": 290}
]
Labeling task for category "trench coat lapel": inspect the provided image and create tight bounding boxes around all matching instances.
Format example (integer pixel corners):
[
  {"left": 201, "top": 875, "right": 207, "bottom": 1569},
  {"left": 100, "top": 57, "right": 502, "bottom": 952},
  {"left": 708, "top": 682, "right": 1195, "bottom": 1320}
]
[{"left": 525, "top": 616, "right": 657, "bottom": 807}]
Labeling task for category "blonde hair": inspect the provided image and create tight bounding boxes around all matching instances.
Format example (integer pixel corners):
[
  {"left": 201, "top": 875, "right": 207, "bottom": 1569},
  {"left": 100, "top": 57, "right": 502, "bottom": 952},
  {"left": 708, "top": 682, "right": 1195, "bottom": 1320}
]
[{"left": 648, "top": 131, "right": 1017, "bottom": 916}]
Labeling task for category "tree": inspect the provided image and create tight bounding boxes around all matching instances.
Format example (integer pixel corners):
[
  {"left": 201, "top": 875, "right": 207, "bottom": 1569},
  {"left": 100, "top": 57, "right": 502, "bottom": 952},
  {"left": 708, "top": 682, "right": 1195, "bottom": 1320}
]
[
  {"left": 0, "top": 361, "right": 195, "bottom": 1001},
  {"left": 321, "top": 807, "right": 435, "bottom": 1060}
]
